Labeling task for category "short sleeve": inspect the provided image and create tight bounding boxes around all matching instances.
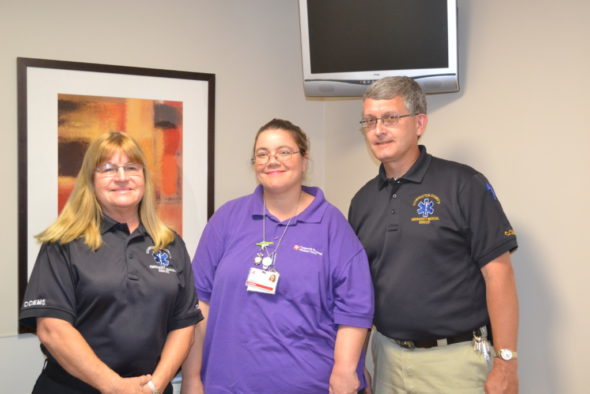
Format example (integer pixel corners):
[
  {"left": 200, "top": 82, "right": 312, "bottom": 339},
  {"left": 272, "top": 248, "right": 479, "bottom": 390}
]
[
  {"left": 326, "top": 209, "right": 374, "bottom": 328},
  {"left": 19, "top": 242, "right": 78, "bottom": 329},
  {"left": 332, "top": 247, "right": 374, "bottom": 329},
  {"left": 170, "top": 236, "right": 203, "bottom": 330},
  {"left": 459, "top": 172, "right": 518, "bottom": 267},
  {"left": 192, "top": 212, "right": 226, "bottom": 303}
]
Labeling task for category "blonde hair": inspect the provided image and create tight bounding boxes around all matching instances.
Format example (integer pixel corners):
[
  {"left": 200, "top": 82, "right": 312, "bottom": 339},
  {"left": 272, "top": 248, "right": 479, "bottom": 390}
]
[{"left": 36, "top": 132, "right": 175, "bottom": 251}]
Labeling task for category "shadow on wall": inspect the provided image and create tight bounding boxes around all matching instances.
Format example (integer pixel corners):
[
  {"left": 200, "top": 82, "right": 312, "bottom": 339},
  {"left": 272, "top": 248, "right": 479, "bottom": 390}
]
[{"left": 511, "top": 223, "right": 558, "bottom": 393}]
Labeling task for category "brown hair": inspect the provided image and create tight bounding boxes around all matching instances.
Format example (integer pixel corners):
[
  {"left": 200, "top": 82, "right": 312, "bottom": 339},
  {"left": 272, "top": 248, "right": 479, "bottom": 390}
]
[{"left": 252, "top": 118, "right": 309, "bottom": 160}]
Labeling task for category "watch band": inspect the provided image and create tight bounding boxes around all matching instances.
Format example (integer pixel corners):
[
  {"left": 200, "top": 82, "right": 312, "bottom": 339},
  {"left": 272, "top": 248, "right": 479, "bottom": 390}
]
[
  {"left": 146, "top": 380, "right": 161, "bottom": 394},
  {"left": 495, "top": 348, "right": 518, "bottom": 360}
]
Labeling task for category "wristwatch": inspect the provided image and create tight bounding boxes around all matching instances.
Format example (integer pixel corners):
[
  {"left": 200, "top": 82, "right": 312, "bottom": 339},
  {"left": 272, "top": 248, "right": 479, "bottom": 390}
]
[
  {"left": 495, "top": 348, "right": 517, "bottom": 361},
  {"left": 146, "top": 380, "right": 161, "bottom": 394}
]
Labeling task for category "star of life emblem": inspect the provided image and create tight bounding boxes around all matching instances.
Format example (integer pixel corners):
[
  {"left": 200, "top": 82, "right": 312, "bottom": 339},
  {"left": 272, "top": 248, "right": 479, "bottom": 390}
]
[
  {"left": 146, "top": 246, "right": 176, "bottom": 273},
  {"left": 153, "top": 249, "right": 170, "bottom": 267},
  {"left": 411, "top": 193, "right": 441, "bottom": 224},
  {"left": 417, "top": 198, "right": 435, "bottom": 217}
]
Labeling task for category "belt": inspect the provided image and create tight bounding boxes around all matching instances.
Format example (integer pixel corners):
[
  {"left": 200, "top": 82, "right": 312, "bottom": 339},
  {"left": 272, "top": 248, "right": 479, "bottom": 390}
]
[{"left": 391, "top": 326, "right": 487, "bottom": 349}]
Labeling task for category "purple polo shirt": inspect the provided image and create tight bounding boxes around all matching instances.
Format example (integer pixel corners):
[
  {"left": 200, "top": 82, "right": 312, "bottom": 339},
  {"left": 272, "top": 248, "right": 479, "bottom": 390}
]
[{"left": 193, "top": 186, "right": 374, "bottom": 393}]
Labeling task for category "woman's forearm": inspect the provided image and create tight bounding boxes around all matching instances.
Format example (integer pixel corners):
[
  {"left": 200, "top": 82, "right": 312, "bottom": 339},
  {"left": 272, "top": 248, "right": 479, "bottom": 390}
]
[
  {"left": 181, "top": 301, "right": 209, "bottom": 394},
  {"left": 330, "top": 325, "right": 369, "bottom": 394},
  {"left": 150, "top": 325, "right": 196, "bottom": 392}
]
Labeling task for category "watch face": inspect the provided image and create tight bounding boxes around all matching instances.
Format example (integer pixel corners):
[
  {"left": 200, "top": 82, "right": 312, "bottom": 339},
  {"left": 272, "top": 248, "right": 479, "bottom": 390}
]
[{"left": 500, "top": 349, "right": 513, "bottom": 360}]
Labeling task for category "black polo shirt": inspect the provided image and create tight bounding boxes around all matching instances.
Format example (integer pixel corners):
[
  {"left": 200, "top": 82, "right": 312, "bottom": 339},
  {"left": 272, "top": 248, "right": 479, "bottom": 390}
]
[
  {"left": 349, "top": 146, "right": 517, "bottom": 341},
  {"left": 20, "top": 216, "right": 203, "bottom": 376}
]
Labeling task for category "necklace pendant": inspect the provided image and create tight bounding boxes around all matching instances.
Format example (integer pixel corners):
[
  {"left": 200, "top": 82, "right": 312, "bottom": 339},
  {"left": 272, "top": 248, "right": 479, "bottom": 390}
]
[
  {"left": 262, "top": 256, "right": 273, "bottom": 269},
  {"left": 256, "top": 241, "right": 274, "bottom": 248},
  {"left": 254, "top": 254, "right": 262, "bottom": 265}
]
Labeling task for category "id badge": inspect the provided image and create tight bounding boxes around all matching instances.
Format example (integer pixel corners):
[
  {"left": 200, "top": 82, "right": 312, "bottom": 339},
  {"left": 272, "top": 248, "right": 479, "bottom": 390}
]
[{"left": 246, "top": 267, "right": 279, "bottom": 294}]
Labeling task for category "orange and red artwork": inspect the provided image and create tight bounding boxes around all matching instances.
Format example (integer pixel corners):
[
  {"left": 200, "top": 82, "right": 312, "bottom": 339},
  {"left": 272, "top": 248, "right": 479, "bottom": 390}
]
[{"left": 57, "top": 94, "right": 183, "bottom": 234}]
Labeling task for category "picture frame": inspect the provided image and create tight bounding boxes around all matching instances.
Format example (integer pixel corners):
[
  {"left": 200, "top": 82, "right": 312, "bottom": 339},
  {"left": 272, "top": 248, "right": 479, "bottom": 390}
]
[{"left": 17, "top": 58, "right": 215, "bottom": 332}]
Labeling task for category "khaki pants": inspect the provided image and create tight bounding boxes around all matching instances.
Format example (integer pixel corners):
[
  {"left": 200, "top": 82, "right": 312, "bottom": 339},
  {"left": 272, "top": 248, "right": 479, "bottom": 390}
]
[{"left": 371, "top": 330, "right": 492, "bottom": 394}]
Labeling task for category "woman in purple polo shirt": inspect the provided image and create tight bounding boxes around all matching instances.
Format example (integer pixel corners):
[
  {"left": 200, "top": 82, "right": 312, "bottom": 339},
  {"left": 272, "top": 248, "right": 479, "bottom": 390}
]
[{"left": 182, "top": 119, "right": 374, "bottom": 394}]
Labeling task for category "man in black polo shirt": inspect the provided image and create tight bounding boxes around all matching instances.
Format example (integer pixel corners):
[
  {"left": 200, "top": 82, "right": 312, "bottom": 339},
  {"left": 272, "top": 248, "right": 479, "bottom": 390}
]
[{"left": 348, "top": 76, "right": 519, "bottom": 393}]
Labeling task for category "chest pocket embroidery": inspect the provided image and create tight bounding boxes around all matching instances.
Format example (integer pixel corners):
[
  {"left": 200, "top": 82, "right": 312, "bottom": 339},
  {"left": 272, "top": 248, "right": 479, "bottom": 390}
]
[{"left": 411, "top": 193, "right": 441, "bottom": 224}]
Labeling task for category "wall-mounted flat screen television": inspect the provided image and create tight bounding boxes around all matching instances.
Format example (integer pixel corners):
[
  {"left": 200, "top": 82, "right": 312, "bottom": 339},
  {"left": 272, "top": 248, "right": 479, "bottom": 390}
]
[{"left": 299, "top": 0, "right": 459, "bottom": 96}]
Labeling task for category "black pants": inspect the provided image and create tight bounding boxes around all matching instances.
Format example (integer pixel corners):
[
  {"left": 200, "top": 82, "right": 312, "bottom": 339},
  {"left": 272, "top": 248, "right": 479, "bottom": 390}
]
[{"left": 32, "top": 360, "right": 173, "bottom": 394}]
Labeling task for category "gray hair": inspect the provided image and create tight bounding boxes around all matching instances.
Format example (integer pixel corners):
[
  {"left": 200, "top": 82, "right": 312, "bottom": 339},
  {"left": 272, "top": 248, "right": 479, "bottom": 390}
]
[{"left": 363, "top": 76, "right": 427, "bottom": 115}]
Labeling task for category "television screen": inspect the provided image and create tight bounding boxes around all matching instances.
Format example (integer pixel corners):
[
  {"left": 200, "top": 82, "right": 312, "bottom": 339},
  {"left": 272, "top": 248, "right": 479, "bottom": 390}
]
[{"left": 299, "top": 0, "right": 458, "bottom": 96}]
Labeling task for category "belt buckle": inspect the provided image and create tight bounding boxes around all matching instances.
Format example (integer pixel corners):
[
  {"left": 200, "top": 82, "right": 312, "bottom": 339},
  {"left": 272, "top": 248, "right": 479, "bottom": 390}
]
[{"left": 395, "top": 339, "right": 416, "bottom": 349}]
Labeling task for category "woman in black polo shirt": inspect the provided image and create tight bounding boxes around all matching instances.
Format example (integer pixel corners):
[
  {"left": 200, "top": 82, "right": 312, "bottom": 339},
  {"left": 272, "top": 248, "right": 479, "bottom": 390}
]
[{"left": 20, "top": 132, "right": 202, "bottom": 394}]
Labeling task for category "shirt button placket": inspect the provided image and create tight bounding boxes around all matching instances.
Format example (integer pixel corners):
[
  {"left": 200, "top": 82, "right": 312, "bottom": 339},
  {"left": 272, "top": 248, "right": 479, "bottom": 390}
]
[
  {"left": 126, "top": 240, "right": 140, "bottom": 281},
  {"left": 386, "top": 183, "right": 401, "bottom": 232}
]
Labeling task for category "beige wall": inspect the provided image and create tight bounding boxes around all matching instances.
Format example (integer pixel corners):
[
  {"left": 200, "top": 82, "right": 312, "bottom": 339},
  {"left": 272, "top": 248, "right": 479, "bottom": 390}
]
[{"left": 1, "top": 0, "right": 589, "bottom": 392}]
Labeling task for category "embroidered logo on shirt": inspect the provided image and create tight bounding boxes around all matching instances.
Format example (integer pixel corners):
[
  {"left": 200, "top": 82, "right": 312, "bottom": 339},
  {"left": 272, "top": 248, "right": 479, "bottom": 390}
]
[
  {"left": 411, "top": 193, "right": 441, "bottom": 224},
  {"left": 504, "top": 229, "right": 516, "bottom": 237},
  {"left": 486, "top": 183, "right": 498, "bottom": 200},
  {"left": 293, "top": 244, "right": 323, "bottom": 256},
  {"left": 146, "top": 246, "right": 177, "bottom": 274},
  {"left": 153, "top": 250, "right": 170, "bottom": 267}
]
